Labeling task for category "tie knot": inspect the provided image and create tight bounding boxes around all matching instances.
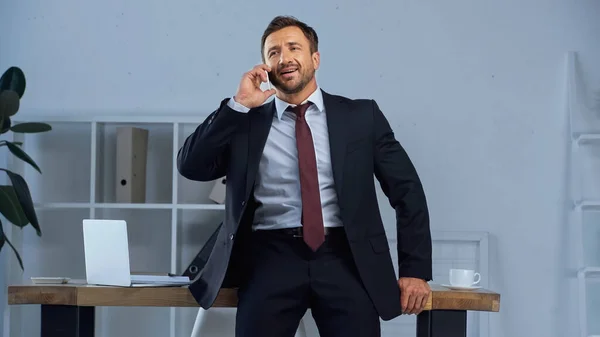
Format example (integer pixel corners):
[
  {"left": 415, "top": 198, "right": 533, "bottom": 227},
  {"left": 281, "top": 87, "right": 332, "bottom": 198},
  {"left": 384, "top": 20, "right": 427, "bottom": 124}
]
[{"left": 288, "top": 102, "right": 312, "bottom": 119}]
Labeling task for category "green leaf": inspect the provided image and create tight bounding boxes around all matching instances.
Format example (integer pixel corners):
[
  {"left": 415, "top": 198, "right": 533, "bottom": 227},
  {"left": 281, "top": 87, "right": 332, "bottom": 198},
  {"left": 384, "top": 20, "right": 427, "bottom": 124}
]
[
  {"left": 0, "top": 140, "right": 23, "bottom": 146},
  {"left": 10, "top": 122, "right": 52, "bottom": 133},
  {"left": 0, "top": 169, "right": 41, "bottom": 236},
  {"left": 0, "top": 222, "right": 3, "bottom": 252},
  {"left": 0, "top": 185, "right": 29, "bottom": 227},
  {"left": 0, "top": 116, "right": 10, "bottom": 134},
  {"left": 0, "top": 67, "right": 26, "bottom": 98},
  {"left": 0, "top": 140, "right": 23, "bottom": 147},
  {"left": 0, "top": 219, "right": 24, "bottom": 270},
  {"left": 0, "top": 90, "right": 20, "bottom": 118},
  {"left": 5, "top": 141, "right": 41, "bottom": 173},
  {"left": 5, "top": 236, "right": 23, "bottom": 270}
]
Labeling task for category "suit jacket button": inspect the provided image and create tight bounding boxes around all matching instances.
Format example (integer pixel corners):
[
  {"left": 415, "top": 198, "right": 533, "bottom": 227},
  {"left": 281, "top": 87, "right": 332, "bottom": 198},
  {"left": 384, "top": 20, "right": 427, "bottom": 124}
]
[
  {"left": 241, "top": 201, "right": 245, "bottom": 206},
  {"left": 229, "top": 234, "right": 235, "bottom": 240}
]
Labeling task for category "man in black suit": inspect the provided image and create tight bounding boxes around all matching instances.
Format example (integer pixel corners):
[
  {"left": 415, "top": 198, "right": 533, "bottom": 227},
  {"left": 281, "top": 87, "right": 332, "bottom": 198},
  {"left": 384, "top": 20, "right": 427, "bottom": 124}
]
[{"left": 177, "top": 15, "right": 432, "bottom": 337}]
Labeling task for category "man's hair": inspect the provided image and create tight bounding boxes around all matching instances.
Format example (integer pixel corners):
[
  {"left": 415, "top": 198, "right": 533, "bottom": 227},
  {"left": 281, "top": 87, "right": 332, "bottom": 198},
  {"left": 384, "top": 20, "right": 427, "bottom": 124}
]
[{"left": 261, "top": 16, "right": 319, "bottom": 59}]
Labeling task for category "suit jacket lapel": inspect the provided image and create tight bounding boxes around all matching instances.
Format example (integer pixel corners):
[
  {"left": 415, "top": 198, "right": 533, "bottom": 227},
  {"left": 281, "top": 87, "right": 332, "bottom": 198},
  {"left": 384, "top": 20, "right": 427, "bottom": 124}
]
[
  {"left": 322, "top": 91, "right": 348, "bottom": 203},
  {"left": 245, "top": 100, "right": 275, "bottom": 198}
]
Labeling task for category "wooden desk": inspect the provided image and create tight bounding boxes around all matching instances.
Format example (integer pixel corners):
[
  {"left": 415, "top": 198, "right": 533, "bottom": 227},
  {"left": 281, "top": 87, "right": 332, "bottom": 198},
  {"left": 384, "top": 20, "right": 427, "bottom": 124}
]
[{"left": 8, "top": 282, "right": 500, "bottom": 337}]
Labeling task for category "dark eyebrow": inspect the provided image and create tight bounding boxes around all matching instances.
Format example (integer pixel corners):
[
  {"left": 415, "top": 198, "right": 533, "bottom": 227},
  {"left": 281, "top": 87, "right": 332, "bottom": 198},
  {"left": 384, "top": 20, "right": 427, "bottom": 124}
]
[{"left": 267, "top": 41, "right": 302, "bottom": 54}]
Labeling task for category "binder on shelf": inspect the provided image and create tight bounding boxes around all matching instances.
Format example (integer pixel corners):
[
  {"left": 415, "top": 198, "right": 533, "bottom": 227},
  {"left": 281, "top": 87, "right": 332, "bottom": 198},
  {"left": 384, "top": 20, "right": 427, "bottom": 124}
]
[
  {"left": 209, "top": 178, "right": 226, "bottom": 204},
  {"left": 115, "top": 127, "right": 149, "bottom": 203}
]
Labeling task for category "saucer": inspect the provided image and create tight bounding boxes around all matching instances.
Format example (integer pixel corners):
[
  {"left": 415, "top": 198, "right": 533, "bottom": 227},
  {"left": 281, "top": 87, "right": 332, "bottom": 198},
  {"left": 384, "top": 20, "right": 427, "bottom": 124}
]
[{"left": 441, "top": 284, "right": 481, "bottom": 291}]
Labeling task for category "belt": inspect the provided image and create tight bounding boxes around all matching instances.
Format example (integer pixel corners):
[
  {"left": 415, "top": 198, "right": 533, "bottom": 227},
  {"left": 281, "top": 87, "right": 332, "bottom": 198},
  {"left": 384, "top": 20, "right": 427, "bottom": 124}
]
[{"left": 274, "top": 226, "right": 343, "bottom": 237}]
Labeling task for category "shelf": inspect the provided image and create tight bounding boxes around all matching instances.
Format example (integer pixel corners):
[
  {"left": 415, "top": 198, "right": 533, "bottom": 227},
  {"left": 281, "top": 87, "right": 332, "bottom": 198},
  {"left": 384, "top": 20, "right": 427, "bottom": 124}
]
[
  {"left": 6, "top": 118, "right": 226, "bottom": 206},
  {"left": 33, "top": 203, "right": 92, "bottom": 209},
  {"left": 95, "top": 122, "right": 174, "bottom": 204},
  {"left": 575, "top": 201, "right": 600, "bottom": 210},
  {"left": 571, "top": 141, "right": 600, "bottom": 202},
  {"left": 578, "top": 267, "right": 600, "bottom": 278},
  {"left": 575, "top": 133, "right": 600, "bottom": 144},
  {"left": 568, "top": 51, "right": 600, "bottom": 337},
  {"left": 580, "top": 211, "right": 600, "bottom": 268},
  {"left": 94, "top": 208, "right": 173, "bottom": 337},
  {"left": 96, "top": 208, "right": 173, "bottom": 270},
  {"left": 177, "top": 204, "right": 225, "bottom": 210},
  {"left": 33, "top": 202, "right": 225, "bottom": 210},
  {"left": 567, "top": 51, "right": 600, "bottom": 135},
  {"left": 14, "top": 121, "right": 92, "bottom": 203},
  {"left": 13, "top": 207, "right": 176, "bottom": 277},
  {"left": 579, "top": 270, "right": 600, "bottom": 337},
  {"left": 20, "top": 208, "right": 91, "bottom": 280},
  {"left": 3, "top": 115, "right": 227, "bottom": 337}
]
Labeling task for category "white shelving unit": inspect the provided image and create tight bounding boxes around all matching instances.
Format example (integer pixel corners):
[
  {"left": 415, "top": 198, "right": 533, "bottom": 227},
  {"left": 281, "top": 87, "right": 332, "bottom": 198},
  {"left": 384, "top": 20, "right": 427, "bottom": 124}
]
[
  {"left": 3, "top": 114, "right": 225, "bottom": 337},
  {"left": 566, "top": 51, "right": 600, "bottom": 337}
]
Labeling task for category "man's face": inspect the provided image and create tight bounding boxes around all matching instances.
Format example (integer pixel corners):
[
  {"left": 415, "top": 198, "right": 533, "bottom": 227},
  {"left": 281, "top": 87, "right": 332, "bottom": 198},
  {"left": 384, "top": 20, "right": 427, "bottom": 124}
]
[{"left": 263, "top": 26, "right": 320, "bottom": 95}]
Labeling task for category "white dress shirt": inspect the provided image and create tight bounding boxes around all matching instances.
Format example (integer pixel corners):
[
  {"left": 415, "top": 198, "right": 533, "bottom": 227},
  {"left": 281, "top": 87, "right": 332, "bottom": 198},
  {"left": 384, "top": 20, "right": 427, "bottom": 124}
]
[{"left": 227, "top": 87, "right": 343, "bottom": 230}]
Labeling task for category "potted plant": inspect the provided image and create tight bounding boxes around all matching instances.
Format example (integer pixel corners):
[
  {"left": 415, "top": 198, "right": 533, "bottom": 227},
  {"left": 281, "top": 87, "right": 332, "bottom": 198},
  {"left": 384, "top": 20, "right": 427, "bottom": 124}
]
[{"left": 0, "top": 66, "right": 52, "bottom": 270}]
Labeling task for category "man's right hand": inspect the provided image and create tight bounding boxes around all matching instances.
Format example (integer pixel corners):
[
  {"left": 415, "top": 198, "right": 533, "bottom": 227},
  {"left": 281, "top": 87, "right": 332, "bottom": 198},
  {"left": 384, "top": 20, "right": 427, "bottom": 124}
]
[{"left": 233, "top": 64, "right": 277, "bottom": 109}]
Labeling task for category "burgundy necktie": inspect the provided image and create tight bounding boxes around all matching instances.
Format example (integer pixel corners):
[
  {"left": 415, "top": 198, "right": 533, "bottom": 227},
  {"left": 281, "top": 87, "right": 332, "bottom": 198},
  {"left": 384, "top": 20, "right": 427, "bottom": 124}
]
[{"left": 289, "top": 102, "right": 325, "bottom": 251}]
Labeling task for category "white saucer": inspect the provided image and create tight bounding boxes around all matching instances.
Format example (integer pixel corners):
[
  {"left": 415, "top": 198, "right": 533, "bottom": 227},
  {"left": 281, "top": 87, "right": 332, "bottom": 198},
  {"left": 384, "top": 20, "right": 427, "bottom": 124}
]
[{"left": 441, "top": 284, "right": 481, "bottom": 291}]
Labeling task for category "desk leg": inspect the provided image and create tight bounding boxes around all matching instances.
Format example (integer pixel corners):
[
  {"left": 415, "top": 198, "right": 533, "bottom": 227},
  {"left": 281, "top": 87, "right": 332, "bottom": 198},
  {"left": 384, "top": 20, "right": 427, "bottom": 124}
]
[
  {"left": 416, "top": 310, "right": 467, "bottom": 337},
  {"left": 41, "top": 305, "right": 95, "bottom": 337}
]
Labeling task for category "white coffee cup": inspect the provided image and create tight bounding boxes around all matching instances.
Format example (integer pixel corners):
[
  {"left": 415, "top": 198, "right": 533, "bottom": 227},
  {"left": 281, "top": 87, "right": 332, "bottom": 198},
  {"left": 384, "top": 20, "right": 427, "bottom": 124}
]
[{"left": 449, "top": 269, "right": 480, "bottom": 287}]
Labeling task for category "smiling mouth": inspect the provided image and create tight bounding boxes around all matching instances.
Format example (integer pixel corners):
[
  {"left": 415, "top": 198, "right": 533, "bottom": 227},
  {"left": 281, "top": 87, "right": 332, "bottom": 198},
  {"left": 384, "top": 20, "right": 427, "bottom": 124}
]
[{"left": 280, "top": 68, "right": 297, "bottom": 75}]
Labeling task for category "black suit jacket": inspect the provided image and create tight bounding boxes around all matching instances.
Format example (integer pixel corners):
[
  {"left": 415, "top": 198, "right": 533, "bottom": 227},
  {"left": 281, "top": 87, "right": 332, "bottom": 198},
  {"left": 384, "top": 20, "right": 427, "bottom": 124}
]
[{"left": 177, "top": 89, "right": 432, "bottom": 321}]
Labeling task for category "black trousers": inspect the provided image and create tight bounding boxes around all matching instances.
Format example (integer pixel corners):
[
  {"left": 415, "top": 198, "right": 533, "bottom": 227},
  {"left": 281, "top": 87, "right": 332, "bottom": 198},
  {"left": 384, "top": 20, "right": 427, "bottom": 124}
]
[{"left": 235, "top": 227, "right": 380, "bottom": 337}]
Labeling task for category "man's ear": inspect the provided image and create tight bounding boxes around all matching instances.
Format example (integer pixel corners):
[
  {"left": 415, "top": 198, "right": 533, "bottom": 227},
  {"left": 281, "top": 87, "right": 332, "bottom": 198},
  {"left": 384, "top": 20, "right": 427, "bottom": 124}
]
[{"left": 312, "top": 51, "right": 320, "bottom": 70}]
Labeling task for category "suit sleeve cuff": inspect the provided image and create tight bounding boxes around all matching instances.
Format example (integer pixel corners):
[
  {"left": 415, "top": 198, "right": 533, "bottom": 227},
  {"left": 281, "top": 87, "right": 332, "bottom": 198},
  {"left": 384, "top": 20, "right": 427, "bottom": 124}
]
[{"left": 398, "top": 264, "right": 433, "bottom": 281}]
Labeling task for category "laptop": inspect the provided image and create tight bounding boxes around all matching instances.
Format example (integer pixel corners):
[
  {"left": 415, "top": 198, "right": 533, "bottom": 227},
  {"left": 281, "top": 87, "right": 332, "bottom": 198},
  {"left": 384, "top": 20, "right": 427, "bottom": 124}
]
[{"left": 82, "top": 219, "right": 191, "bottom": 287}]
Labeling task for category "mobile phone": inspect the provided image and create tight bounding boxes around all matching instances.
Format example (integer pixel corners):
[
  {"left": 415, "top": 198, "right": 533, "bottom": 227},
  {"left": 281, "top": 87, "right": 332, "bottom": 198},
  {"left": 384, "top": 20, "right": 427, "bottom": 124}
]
[{"left": 265, "top": 70, "right": 272, "bottom": 90}]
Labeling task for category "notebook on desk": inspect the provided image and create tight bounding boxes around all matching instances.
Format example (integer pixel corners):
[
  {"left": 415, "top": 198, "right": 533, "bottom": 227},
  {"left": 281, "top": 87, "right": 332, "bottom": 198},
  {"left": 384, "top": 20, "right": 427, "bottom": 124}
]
[{"left": 82, "top": 219, "right": 191, "bottom": 287}]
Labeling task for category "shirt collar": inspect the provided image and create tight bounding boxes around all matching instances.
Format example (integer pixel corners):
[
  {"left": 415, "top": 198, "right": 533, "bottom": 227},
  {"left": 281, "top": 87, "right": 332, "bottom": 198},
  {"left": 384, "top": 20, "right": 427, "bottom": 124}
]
[{"left": 273, "top": 86, "right": 325, "bottom": 120}]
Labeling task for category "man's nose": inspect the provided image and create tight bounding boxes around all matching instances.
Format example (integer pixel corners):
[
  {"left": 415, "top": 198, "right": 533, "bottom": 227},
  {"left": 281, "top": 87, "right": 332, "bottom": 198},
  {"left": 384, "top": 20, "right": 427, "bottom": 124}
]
[{"left": 279, "top": 50, "right": 293, "bottom": 64}]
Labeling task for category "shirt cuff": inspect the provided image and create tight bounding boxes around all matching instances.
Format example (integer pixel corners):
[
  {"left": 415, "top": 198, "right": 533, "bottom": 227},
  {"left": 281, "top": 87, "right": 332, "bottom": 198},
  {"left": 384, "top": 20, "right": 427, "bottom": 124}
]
[{"left": 227, "top": 96, "right": 250, "bottom": 113}]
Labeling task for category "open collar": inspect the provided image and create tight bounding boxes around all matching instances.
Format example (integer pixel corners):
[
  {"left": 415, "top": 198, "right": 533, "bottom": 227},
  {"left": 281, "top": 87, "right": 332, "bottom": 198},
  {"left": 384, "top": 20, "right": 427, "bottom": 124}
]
[{"left": 273, "top": 86, "right": 325, "bottom": 120}]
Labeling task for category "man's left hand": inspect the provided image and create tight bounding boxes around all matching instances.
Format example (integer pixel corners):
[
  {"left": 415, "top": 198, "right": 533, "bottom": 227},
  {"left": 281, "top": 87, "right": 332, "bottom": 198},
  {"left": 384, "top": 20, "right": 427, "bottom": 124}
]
[{"left": 398, "top": 277, "right": 431, "bottom": 315}]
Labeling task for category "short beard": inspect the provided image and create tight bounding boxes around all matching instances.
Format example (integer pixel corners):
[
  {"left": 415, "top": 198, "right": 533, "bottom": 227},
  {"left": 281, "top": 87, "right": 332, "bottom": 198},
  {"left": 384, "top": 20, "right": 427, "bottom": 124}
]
[{"left": 270, "top": 68, "right": 315, "bottom": 95}]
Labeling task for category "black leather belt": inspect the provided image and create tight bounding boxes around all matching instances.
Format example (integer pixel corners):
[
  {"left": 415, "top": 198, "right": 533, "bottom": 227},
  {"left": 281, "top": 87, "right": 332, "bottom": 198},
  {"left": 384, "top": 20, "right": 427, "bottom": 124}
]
[{"left": 275, "top": 226, "right": 343, "bottom": 237}]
